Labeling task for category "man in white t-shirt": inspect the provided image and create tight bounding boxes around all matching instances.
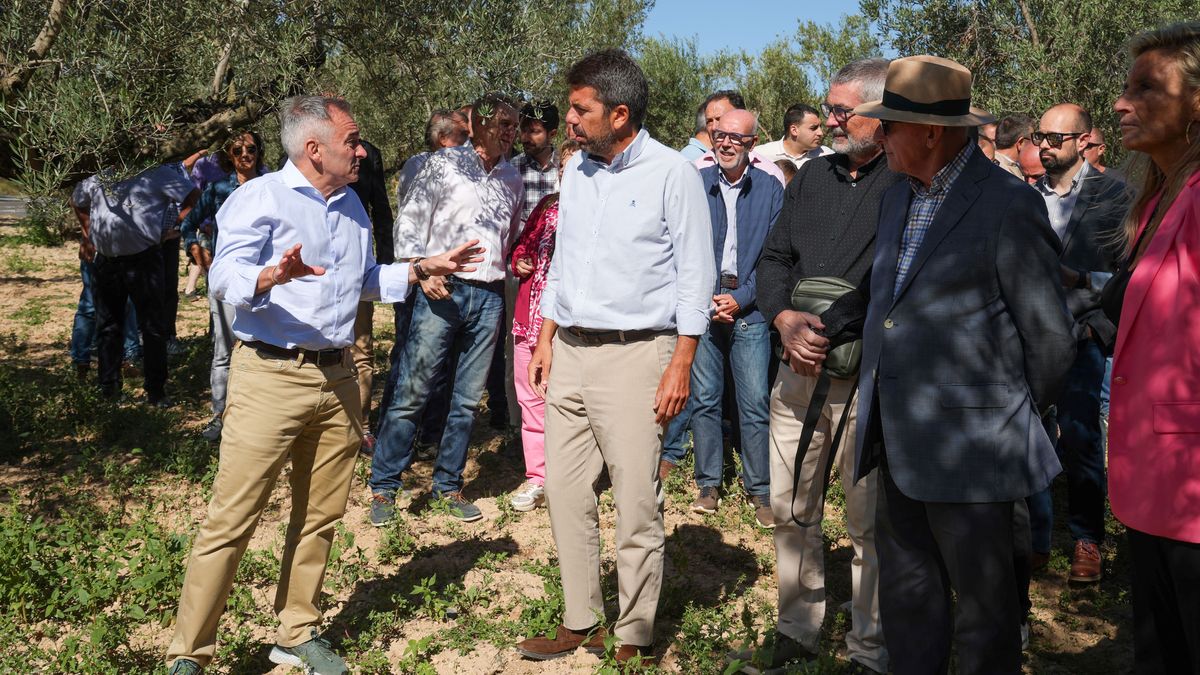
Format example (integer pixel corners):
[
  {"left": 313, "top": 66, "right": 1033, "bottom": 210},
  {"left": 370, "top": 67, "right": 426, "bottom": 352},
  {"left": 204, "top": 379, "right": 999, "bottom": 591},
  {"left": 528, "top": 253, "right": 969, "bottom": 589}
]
[{"left": 756, "top": 103, "right": 833, "bottom": 169}]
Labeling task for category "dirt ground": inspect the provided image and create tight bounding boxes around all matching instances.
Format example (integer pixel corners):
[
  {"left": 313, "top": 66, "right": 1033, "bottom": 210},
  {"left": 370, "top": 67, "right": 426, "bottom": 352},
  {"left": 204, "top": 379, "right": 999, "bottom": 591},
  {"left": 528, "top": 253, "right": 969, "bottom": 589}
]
[{"left": 0, "top": 224, "right": 1134, "bottom": 674}]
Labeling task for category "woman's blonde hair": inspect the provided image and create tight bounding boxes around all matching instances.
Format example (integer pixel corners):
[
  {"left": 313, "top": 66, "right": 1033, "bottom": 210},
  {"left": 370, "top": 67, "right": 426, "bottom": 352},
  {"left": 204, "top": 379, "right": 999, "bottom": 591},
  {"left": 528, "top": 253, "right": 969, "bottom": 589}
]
[{"left": 1120, "top": 22, "right": 1200, "bottom": 258}]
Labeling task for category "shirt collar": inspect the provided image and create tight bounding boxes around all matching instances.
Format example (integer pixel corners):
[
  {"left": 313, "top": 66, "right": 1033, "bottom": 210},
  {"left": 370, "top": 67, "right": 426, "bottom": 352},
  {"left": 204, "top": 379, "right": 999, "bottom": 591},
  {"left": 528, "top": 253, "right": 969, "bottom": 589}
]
[
  {"left": 833, "top": 150, "right": 885, "bottom": 181},
  {"left": 911, "top": 142, "right": 974, "bottom": 197},
  {"left": 279, "top": 160, "right": 349, "bottom": 203},
  {"left": 587, "top": 128, "right": 649, "bottom": 173},
  {"left": 1035, "top": 160, "right": 1090, "bottom": 197},
  {"left": 719, "top": 166, "right": 748, "bottom": 189}
]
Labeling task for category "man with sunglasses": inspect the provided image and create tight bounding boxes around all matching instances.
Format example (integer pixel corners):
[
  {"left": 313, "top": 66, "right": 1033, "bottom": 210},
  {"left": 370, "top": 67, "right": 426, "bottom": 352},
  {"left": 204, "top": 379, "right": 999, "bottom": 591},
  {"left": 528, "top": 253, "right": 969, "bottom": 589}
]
[
  {"left": 1080, "top": 126, "right": 1127, "bottom": 184},
  {"left": 1027, "top": 103, "right": 1132, "bottom": 586}
]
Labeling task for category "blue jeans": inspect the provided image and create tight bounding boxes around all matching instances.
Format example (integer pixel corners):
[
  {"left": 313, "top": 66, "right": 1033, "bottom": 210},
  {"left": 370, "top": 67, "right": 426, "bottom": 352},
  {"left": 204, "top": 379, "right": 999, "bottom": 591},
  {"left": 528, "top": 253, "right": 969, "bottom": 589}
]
[
  {"left": 1028, "top": 340, "right": 1108, "bottom": 547},
  {"left": 1100, "top": 356, "right": 1112, "bottom": 418},
  {"left": 370, "top": 280, "right": 504, "bottom": 496},
  {"left": 70, "top": 260, "right": 140, "bottom": 364},
  {"left": 689, "top": 318, "right": 771, "bottom": 496},
  {"left": 378, "top": 289, "right": 450, "bottom": 443}
]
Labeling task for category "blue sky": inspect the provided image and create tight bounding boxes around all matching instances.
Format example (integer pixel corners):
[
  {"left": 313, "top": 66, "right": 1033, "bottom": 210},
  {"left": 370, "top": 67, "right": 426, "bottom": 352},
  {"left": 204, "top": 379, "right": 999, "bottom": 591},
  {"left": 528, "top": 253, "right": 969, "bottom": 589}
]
[{"left": 642, "top": 2, "right": 854, "bottom": 55}]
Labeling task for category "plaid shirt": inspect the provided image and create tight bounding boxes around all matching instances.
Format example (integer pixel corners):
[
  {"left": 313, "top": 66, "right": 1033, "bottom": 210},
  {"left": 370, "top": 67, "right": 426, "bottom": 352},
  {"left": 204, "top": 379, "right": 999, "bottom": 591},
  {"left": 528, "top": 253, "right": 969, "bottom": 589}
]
[
  {"left": 511, "top": 149, "right": 559, "bottom": 224},
  {"left": 893, "top": 142, "right": 975, "bottom": 297}
]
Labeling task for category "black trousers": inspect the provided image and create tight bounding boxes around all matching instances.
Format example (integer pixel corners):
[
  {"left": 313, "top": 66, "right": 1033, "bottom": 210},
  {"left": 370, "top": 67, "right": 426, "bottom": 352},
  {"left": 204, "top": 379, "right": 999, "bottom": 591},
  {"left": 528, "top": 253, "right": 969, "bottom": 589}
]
[
  {"left": 94, "top": 247, "right": 168, "bottom": 399},
  {"left": 160, "top": 237, "right": 180, "bottom": 340},
  {"left": 877, "top": 462, "right": 1022, "bottom": 675},
  {"left": 1129, "top": 528, "right": 1200, "bottom": 674}
]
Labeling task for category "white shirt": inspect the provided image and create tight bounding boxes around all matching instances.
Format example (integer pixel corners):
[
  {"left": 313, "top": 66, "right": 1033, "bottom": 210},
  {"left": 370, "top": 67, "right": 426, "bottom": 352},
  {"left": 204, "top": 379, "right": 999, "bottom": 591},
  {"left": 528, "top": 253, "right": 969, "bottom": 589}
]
[
  {"left": 542, "top": 129, "right": 715, "bottom": 335},
  {"left": 209, "top": 160, "right": 410, "bottom": 350},
  {"left": 718, "top": 170, "right": 744, "bottom": 276},
  {"left": 392, "top": 145, "right": 523, "bottom": 282},
  {"left": 72, "top": 165, "right": 195, "bottom": 256},
  {"left": 755, "top": 140, "right": 833, "bottom": 169},
  {"left": 393, "top": 152, "right": 430, "bottom": 260}
]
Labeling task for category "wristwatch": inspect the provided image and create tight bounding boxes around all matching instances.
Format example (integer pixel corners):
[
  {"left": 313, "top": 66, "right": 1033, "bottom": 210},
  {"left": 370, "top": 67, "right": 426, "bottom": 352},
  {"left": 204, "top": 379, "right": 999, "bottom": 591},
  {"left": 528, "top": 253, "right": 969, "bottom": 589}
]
[{"left": 1074, "top": 269, "right": 1090, "bottom": 289}]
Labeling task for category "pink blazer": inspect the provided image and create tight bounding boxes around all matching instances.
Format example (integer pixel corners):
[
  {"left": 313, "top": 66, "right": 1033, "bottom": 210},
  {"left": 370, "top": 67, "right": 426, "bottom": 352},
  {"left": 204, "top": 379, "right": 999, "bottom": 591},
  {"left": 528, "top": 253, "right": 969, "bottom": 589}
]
[{"left": 1109, "top": 168, "right": 1200, "bottom": 544}]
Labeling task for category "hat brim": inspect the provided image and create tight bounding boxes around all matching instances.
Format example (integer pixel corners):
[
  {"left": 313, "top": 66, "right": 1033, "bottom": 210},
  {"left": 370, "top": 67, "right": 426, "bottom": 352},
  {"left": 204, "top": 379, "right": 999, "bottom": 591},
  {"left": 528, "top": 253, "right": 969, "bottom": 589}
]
[{"left": 854, "top": 100, "right": 994, "bottom": 127}]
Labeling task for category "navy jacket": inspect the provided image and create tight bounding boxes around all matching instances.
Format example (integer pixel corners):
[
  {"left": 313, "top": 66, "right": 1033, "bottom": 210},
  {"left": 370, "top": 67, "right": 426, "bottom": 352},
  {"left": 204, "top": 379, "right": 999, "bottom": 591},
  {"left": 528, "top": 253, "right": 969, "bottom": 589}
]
[
  {"left": 700, "top": 163, "right": 784, "bottom": 324},
  {"left": 844, "top": 148, "right": 1076, "bottom": 503}
]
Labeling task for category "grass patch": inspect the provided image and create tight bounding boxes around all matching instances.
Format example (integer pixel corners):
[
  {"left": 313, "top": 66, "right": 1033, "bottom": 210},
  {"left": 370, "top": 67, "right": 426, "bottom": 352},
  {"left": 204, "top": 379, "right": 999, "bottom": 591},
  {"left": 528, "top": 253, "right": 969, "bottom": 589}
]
[{"left": 2, "top": 250, "right": 45, "bottom": 274}]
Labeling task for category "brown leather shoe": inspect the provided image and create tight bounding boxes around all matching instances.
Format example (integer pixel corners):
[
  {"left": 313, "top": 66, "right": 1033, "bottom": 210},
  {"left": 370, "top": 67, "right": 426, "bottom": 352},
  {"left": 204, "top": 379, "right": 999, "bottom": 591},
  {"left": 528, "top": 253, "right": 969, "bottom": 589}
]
[
  {"left": 515, "top": 624, "right": 607, "bottom": 660},
  {"left": 1069, "top": 540, "right": 1102, "bottom": 583},
  {"left": 614, "top": 643, "right": 656, "bottom": 668},
  {"left": 658, "top": 459, "right": 676, "bottom": 482}
]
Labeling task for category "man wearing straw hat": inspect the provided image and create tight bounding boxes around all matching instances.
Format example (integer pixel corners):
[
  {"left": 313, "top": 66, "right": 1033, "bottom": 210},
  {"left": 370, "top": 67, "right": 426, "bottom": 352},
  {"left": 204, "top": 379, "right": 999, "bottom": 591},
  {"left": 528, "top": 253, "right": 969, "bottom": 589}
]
[{"left": 786, "top": 55, "right": 1076, "bottom": 673}]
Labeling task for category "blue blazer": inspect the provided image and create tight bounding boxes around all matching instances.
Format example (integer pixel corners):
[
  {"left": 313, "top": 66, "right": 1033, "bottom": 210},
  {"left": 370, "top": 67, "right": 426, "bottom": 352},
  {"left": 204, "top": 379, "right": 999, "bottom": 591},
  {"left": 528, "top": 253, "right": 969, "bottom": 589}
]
[
  {"left": 852, "top": 149, "right": 1077, "bottom": 503},
  {"left": 700, "top": 163, "right": 784, "bottom": 324}
]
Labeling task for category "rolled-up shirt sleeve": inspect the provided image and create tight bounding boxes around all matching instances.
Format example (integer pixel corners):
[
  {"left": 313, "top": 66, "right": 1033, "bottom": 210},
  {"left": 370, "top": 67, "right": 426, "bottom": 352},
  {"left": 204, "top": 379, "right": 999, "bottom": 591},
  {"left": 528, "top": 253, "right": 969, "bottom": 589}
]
[
  {"left": 665, "top": 162, "right": 716, "bottom": 336},
  {"left": 209, "top": 185, "right": 274, "bottom": 311}
]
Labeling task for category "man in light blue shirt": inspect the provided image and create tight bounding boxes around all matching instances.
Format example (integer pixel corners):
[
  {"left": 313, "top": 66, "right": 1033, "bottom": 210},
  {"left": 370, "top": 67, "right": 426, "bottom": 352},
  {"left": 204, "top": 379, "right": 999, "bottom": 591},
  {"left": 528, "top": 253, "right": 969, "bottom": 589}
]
[
  {"left": 166, "top": 95, "right": 480, "bottom": 675},
  {"left": 679, "top": 101, "right": 711, "bottom": 160},
  {"left": 515, "top": 49, "right": 714, "bottom": 665}
]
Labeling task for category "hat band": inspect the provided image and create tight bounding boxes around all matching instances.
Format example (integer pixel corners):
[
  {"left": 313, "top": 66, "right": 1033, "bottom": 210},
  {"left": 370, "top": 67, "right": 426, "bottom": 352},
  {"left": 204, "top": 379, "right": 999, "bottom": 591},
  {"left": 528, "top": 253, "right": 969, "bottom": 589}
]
[{"left": 881, "top": 90, "right": 971, "bottom": 117}]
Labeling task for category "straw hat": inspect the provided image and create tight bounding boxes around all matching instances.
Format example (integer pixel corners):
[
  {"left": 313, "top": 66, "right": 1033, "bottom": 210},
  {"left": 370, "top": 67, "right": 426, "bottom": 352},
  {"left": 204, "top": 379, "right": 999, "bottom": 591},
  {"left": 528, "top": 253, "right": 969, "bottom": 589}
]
[{"left": 854, "top": 55, "right": 994, "bottom": 127}]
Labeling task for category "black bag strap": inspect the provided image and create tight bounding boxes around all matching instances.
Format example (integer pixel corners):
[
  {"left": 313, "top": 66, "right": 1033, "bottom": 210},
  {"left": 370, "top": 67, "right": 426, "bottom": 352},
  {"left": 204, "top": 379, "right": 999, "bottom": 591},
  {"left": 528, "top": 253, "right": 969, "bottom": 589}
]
[{"left": 789, "top": 371, "right": 859, "bottom": 529}]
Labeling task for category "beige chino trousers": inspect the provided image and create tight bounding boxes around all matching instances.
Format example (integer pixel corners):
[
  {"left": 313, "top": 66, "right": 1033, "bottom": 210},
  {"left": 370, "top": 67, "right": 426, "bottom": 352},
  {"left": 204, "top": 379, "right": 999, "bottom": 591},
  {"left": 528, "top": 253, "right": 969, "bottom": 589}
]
[
  {"left": 543, "top": 330, "right": 675, "bottom": 647},
  {"left": 769, "top": 366, "right": 887, "bottom": 672},
  {"left": 166, "top": 344, "right": 362, "bottom": 666},
  {"left": 351, "top": 300, "right": 374, "bottom": 426}
]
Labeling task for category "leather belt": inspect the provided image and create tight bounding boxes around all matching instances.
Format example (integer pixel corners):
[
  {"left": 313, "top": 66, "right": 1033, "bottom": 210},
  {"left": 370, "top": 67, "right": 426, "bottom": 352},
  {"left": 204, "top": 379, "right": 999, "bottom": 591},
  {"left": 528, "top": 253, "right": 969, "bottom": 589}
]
[
  {"left": 720, "top": 274, "right": 739, "bottom": 289},
  {"left": 244, "top": 340, "right": 346, "bottom": 367},
  {"left": 564, "top": 327, "right": 671, "bottom": 345},
  {"left": 446, "top": 275, "right": 504, "bottom": 291}
]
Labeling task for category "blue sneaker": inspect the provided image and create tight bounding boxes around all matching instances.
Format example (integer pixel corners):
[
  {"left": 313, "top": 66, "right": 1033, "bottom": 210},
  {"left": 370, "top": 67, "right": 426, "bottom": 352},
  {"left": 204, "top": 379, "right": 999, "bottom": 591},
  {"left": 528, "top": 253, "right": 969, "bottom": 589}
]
[
  {"left": 268, "top": 629, "right": 348, "bottom": 674},
  {"left": 370, "top": 493, "right": 396, "bottom": 528},
  {"left": 168, "top": 659, "right": 202, "bottom": 675},
  {"left": 436, "top": 491, "right": 482, "bottom": 522}
]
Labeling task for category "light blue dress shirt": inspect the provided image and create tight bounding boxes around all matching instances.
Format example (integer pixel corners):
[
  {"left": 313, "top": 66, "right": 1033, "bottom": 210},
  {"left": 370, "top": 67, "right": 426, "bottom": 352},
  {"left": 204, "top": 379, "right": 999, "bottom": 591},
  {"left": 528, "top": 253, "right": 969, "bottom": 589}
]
[
  {"left": 209, "top": 160, "right": 410, "bottom": 350},
  {"left": 541, "top": 129, "right": 715, "bottom": 336}
]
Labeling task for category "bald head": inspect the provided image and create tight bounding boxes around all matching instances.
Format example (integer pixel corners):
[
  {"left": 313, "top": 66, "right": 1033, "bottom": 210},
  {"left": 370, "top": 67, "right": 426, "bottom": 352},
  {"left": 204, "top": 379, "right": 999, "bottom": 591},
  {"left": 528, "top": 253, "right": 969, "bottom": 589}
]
[
  {"left": 717, "top": 109, "right": 757, "bottom": 136},
  {"left": 712, "top": 108, "right": 758, "bottom": 179},
  {"left": 1041, "top": 103, "right": 1092, "bottom": 137}
]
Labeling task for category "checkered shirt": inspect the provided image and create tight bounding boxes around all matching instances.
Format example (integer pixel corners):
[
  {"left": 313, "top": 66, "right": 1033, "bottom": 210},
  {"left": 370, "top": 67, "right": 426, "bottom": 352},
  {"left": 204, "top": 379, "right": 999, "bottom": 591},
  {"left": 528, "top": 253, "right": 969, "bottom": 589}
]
[
  {"left": 893, "top": 143, "right": 975, "bottom": 297},
  {"left": 511, "top": 149, "right": 559, "bottom": 225}
]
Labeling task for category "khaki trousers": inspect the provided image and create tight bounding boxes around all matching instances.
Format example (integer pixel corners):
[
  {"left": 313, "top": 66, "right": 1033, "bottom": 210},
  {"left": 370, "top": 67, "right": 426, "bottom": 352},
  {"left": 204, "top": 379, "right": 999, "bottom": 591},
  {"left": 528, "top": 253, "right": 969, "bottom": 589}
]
[
  {"left": 351, "top": 300, "right": 374, "bottom": 425},
  {"left": 544, "top": 330, "right": 674, "bottom": 646},
  {"left": 769, "top": 366, "right": 887, "bottom": 672},
  {"left": 166, "top": 344, "right": 363, "bottom": 666}
]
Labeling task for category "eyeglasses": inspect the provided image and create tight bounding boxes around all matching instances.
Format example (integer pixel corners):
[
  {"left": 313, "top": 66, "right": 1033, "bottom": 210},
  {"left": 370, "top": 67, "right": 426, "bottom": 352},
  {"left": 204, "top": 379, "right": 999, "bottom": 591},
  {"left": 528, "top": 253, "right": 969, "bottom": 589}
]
[
  {"left": 1030, "top": 131, "right": 1085, "bottom": 149},
  {"left": 1080, "top": 142, "right": 1105, "bottom": 151},
  {"left": 231, "top": 144, "right": 258, "bottom": 156},
  {"left": 820, "top": 102, "right": 856, "bottom": 124},
  {"left": 710, "top": 129, "right": 757, "bottom": 147},
  {"left": 880, "top": 119, "right": 895, "bottom": 135}
]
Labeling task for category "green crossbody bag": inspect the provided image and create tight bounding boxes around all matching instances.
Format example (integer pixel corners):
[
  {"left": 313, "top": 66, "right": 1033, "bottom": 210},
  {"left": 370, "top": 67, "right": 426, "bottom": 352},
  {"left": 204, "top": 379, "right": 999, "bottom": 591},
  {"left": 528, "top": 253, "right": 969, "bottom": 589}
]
[{"left": 788, "top": 276, "right": 862, "bottom": 380}]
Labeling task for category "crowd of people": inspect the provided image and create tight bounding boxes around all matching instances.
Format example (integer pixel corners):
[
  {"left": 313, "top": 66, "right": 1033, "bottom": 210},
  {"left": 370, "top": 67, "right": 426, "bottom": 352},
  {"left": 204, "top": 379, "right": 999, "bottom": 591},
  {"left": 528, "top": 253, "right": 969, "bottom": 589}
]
[{"left": 64, "top": 19, "right": 1200, "bottom": 675}]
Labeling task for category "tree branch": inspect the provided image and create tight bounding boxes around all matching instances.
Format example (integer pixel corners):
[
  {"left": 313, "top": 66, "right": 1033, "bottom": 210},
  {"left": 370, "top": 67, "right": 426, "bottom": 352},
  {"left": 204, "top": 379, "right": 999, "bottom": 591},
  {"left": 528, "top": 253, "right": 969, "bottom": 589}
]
[
  {"left": 1, "top": 0, "right": 69, "bottom": 96},
  {"left": 1016, "top": 0, "right": 1040, "bottom": 49},
  {"left": 139, "top": 98, "right": 267, "bottom": 161}
]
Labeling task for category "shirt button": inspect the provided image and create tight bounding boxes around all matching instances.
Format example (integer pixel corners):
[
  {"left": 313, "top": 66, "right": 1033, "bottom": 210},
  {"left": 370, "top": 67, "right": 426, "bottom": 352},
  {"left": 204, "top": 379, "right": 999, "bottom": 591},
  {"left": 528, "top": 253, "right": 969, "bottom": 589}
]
[
  {"left": 1114, "top": 376, "right": 1126, "bottom": 385},
  {"left": 884, "top": 318, "right": 895, "bottom": 329}
]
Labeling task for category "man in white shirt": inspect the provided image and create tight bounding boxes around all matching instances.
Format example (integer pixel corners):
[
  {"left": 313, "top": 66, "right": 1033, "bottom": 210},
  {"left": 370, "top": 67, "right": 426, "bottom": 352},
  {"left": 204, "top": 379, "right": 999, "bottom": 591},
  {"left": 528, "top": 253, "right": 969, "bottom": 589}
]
[
  {"left": 166, "top": 95, "right": 479, "bottom": 675},
  {"left": 515, "top": 48, "right": 714, "bottom": 666},
  {"left": 757, "top": 103, "right": 834, "bottom": 169},
  {"left": 370, "top": 95, "right": 524, "bottom": 524}
]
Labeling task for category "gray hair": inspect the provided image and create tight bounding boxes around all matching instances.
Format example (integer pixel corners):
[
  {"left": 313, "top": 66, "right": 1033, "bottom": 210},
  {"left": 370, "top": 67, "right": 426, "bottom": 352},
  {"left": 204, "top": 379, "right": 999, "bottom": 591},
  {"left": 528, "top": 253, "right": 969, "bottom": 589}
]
[
  {"left": 425, "top": 109, "right": 463, "bottom": 152},
  {"left": 694, "top": 101, "right": 707, "bottom": 135},
  {"left": 830, "top": 58, "right": 890, "bottom": 104},
  {"left": 278, "top": 95, "right": 353, "bottom": 160}
]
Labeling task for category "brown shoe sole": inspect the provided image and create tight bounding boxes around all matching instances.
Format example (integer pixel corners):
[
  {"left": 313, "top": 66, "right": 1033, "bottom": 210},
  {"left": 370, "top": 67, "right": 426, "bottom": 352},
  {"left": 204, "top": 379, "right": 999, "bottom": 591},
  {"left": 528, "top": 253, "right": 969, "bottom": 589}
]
[{"left": 1068, "top": 570, "right": 1102, "bottom": 583}]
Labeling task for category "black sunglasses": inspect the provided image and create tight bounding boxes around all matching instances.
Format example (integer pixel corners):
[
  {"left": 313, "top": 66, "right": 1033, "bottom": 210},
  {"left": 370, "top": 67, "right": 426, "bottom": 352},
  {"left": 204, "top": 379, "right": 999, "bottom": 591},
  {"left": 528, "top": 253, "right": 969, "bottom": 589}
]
[
  {"left": 1031, "top": 131, "right": 1086, "bottom": 149},
  {"left": 820, "top": 102, "right": 856, "bottom": 124},
  {"left": 711, "top": 129, "right": 757, "bottom": 147},
  {"left": 231, "top": 144, "right": 258, "bottom": 156}
]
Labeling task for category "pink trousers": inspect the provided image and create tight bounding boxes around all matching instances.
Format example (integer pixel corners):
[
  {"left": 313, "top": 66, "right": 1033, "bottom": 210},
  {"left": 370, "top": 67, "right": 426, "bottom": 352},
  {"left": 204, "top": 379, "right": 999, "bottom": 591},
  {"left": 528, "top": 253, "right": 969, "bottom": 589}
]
[{"left": 512, "top": 337, "right": 545, "bottom": 485}]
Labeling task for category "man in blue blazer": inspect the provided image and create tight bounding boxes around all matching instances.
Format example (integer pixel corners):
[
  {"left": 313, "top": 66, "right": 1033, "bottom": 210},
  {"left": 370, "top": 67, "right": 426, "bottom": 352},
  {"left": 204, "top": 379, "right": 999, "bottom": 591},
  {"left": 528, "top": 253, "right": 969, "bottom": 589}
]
[
  {"left": 678, "top": 108, "right": 784, "bottom": 527},
  {"left": 789, "top": 56, "right": 1076, "bottom": 674}
]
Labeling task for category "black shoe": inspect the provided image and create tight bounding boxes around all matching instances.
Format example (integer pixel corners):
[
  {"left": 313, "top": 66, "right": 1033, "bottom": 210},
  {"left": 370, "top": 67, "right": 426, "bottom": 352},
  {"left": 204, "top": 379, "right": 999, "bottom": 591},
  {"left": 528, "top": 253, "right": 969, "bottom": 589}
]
[{"left": 148, "top": 395, "right": 173, "bottom": 409}]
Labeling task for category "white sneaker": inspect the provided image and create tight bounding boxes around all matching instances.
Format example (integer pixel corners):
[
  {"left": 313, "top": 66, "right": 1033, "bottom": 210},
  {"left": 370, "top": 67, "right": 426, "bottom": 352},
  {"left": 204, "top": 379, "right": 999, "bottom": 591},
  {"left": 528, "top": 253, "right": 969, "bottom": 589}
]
[{"left": 510, "top": 482, "right": 545, "bottom": 512}]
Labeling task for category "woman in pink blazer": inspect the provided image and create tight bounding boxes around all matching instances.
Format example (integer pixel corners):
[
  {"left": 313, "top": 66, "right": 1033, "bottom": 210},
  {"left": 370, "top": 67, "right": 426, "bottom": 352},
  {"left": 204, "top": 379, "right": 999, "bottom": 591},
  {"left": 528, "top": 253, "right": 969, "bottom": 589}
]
[{"left": 1110, "top": 21, "right": 1200, "bottom": 674}]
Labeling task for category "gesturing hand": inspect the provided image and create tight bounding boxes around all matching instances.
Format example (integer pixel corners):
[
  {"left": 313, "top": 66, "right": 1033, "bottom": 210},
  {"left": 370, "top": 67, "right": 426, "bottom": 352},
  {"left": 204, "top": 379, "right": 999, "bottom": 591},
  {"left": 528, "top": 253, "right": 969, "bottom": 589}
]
[
  {"left": 421, "top": 239, "right": 486, "bottom": 277},
  {"left": 274, "top": 243, "right": 326, "bottom": 284}
]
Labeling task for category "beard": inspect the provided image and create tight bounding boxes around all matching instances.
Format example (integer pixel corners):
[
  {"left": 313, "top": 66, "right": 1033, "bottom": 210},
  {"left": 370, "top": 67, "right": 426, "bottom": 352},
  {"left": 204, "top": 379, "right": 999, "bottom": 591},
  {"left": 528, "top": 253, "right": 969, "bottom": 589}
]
[
  {"left": 830, "top": 129, "right": 878, "bottom": 160},
  {"left": 1040, "top": 151, "right": 1076, "bottom": 177},
  {"left": 574, "top": 123, "right": 618, "bottom": 157}
]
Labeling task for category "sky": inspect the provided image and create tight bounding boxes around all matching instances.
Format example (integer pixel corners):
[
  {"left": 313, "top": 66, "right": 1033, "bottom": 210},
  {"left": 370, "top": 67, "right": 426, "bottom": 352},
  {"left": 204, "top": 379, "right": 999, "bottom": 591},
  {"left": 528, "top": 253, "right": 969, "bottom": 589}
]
[{"left": 642, "top": 2, "right": 853, "bottom": 56}]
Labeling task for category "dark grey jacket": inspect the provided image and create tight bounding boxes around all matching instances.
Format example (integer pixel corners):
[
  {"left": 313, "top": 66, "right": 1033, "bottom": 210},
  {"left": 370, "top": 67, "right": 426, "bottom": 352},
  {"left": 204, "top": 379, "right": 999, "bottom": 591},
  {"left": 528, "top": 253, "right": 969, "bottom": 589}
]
[{"left": 850, "top": 149, "right": 1077, "bottom": 503}]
